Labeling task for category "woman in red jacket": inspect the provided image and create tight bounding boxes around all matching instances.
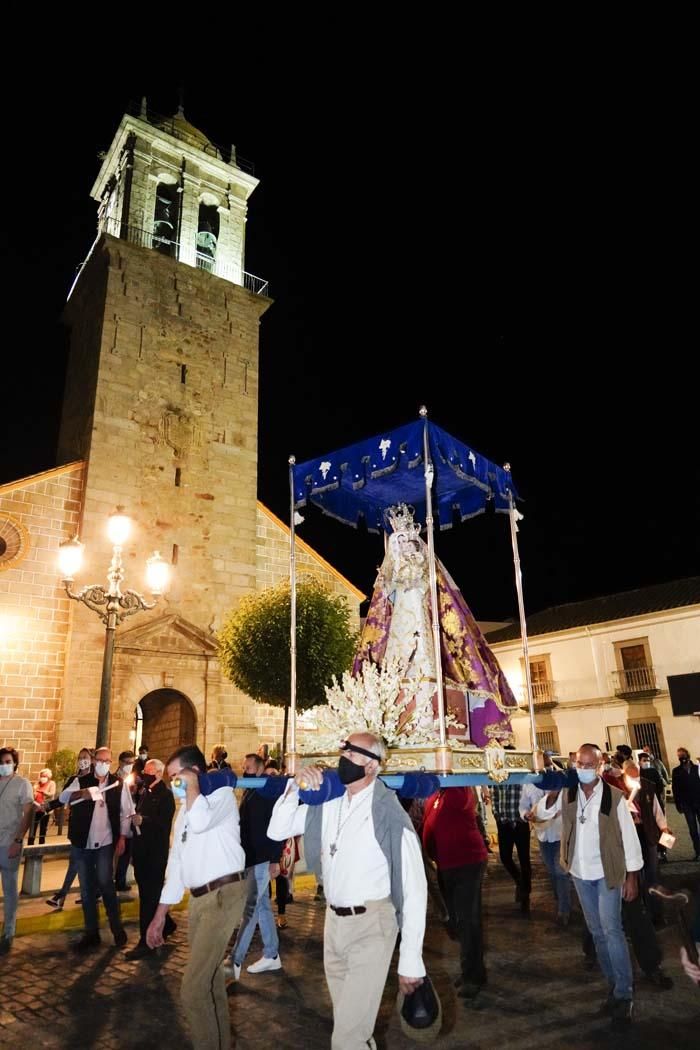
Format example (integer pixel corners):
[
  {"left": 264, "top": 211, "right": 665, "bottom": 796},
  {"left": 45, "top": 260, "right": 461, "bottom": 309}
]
[{"left": 422, "top": 786, "right": 488, "bottom": 1000}]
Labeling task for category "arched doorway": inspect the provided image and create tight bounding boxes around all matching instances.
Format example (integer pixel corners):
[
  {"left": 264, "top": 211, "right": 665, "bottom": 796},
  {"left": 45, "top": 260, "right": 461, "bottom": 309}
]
[{"left": 135, "top": 689, "right": 197, "bottom": 763}]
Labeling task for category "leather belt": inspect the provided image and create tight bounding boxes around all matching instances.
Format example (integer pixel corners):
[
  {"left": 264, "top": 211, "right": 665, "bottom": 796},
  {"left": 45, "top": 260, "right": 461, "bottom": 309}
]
[
  {"left": 190, "top": 871, "right": 246, "bottom": 898},
  {"left": 330, "top": 905, "right": 367, "bottom": 916}
]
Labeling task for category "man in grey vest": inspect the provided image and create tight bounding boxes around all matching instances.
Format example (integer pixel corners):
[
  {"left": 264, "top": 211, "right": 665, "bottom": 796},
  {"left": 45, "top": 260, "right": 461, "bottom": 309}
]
[
  {"left": 536, "top": 742, "right": 643, "bottom": 1026},
  {"left": 267, "top": 732, "right": 427, "bottom": 1050}
]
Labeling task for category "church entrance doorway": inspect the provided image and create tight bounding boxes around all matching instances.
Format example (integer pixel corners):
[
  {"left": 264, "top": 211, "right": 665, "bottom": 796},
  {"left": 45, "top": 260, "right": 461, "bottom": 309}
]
[{"left": 134, "top": 689, "right": 197, "bottom": 762}]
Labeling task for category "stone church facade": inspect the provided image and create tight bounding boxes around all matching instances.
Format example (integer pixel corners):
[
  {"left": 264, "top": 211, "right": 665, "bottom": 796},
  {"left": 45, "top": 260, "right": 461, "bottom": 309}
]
[{"left": 0, "top": 103, "right": 362, "bottom": 778}]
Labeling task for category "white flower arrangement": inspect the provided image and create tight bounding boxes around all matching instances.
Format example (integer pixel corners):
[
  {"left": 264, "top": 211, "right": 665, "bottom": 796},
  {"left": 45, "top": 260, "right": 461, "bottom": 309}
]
[{"left": 298, "top": 656, "right": 463, "bottom": 752}]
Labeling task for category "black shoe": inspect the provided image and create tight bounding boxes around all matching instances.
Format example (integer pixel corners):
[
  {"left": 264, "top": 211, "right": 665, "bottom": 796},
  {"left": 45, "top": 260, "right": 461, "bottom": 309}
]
[
  {"left": 609, "top": 999, "right": 633, "bottom": 1026},
  {"left": 0, "top": 936, "right": 12, "bottom": 955},
  {"left": 644, "top": 969, "right": 673, "bottom": 990},
  {"left": 112, "top": 927, "right": 127, "bottom": 948},
  {"left": 73, "top": 931, "right": 101, "bottom": 952},
  {"left": 125, "top": 941, "right": 152, "bottom": 960}
]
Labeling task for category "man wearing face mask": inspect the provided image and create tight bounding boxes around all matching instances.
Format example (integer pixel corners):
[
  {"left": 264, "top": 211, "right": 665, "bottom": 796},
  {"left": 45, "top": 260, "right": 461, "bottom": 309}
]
[
  {"left": 267, "top": 732, "right": 427, "bottom": 1050},
  {"left": 59, "top": 745, "right": 135, "bottom": 951},
  {"left": 134, "top": 744, "right": 149, "bottom": 775},
  {"left": 146, "top": 745, "right": 247, "bottom": 1050},
  {"left": 0, "top": 746, "right": 34, "bottom": 954},
  {"left": 126, "top": 758, "right": 176, "bottom": 959},
  {"left": 671, "top": 748, "right": 700, "bottom": 861},
  {"left": 535, "top": 743, "right": 643, "bottom": 1025}
]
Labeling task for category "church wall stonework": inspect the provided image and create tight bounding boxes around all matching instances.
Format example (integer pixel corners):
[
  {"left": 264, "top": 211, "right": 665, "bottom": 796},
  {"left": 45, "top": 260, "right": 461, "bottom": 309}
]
[{"left": 0, "top": 464, "right": 84, "bottom": 779}]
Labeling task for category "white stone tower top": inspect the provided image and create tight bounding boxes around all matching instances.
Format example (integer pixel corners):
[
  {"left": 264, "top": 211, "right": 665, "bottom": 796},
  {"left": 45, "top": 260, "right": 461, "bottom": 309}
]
[{"left": 91, "top": 99, "right": 262, "bottom": 290}]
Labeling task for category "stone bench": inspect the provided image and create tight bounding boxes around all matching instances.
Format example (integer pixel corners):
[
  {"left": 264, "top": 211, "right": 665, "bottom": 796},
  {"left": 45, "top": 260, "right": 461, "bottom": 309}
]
[{"left": 20, "top": 842, "right": 71, "bottom": 897}]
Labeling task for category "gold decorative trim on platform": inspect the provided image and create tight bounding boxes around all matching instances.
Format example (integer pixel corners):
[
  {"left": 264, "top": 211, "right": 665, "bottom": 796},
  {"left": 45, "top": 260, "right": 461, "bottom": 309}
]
[
  {"left": 0, "top": 515, "right": 30, "bottom": 572},
  {"left": 297, "top": 744, "right": 541, "bottom": 780}
]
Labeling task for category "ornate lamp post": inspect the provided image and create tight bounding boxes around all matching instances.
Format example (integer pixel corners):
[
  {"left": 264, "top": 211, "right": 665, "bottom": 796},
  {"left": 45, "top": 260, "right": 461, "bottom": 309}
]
[{"left": 58, "top": 509, "right": 170, "bottom": 747}]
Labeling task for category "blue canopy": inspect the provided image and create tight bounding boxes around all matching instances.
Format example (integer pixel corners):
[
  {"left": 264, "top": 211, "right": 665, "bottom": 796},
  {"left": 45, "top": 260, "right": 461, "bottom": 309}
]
[{"left": 293, "top": 418, "right": 518, "bottom": 532}]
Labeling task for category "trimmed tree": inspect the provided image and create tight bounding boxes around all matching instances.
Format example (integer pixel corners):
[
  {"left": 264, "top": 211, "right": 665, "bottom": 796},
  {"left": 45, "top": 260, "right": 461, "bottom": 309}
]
[{"left": 218, "top": 578, "right": 358, "bottom": 756}]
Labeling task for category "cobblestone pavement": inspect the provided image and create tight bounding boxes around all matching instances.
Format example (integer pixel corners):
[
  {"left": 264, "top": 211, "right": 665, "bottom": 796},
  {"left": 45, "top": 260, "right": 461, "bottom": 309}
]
[{"left": 2, "top": 855, "right": 699, "bottom": 1049}]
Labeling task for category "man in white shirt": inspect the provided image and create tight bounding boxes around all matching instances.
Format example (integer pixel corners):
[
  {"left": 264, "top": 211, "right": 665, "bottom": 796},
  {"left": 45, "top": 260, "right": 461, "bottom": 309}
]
[
  {"left": 60, "top": 745, "right": 134, "bottom": 951},
  {"left": 0, "top": 746, "right": 34, "bottom": 954},
  {"left": 536, "top": 742, "right": 643, "bottom": 1026},
  {"left": 146, "top": 744, "right": 248, "bottom": 1050},
  {"left": 267, "top": 732, "right": 427, "bottom": 1050},
  {"left": 519, "top": 777, "right": 571, "bottom": 926}
]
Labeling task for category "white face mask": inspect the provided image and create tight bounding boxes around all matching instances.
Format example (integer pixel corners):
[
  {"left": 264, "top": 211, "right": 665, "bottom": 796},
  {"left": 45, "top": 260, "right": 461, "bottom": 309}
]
[
  {"left": 139, "top": 753, "right": 148, "bottom": 761},
  {"left": 39, "top": 776, "right": 49, "bottom": 783},
  {"left": 95, "top": 761, "right": 110, "bottom": 777},
  {"left": 122, "top": 764, "right": 133, "bottom": 775},
  {"left": 78, "top": 758, "right": 91, "bottom": 771},
  {"left": 0, "top": 763, "right": 14, "bottom": 777}
]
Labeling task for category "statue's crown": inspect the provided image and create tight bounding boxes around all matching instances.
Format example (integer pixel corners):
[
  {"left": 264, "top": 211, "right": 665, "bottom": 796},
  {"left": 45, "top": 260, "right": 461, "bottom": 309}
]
[{"left": 386, "top": 503, "right": 420, "bottom": 537}]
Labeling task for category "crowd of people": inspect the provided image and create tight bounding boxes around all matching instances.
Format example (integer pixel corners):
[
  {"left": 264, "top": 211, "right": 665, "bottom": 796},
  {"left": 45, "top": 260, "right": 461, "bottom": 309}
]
[{"left": 1, "top": 737, "right": 700, "bottom": 1045}]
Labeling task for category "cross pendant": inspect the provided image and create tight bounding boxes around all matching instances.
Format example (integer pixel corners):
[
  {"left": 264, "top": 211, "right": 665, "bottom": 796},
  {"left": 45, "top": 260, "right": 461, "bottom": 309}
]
[
  {"left": 579, "top": 815, "right": 586, "bottom": 825},
  {"left": 329, "top": 842, "right": 337, "bottom": 857}
]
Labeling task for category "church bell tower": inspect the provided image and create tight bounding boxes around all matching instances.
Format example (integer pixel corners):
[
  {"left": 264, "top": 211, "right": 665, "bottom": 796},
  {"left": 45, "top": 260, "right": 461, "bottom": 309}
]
[{"left": 56, "top": 99, "right": 271, "bottom": 756}]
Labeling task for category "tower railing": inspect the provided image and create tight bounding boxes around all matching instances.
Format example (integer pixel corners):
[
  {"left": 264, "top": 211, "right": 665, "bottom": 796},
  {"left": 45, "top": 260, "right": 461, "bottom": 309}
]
[{"left": 96, "top": 217, "right": 269, "bottom": 295}]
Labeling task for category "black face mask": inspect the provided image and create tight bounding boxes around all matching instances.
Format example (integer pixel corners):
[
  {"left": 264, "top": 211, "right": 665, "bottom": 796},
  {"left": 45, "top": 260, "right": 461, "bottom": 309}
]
[
  {"left": 141, "top": 773, "right": 156, "bottom": 787},
  {"left": 338, "top": 756, "right": 367, "bottom": 785}
]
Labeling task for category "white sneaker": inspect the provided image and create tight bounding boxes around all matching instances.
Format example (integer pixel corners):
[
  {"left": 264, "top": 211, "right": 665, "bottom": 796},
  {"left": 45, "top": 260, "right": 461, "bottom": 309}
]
[
  {"left": 222, "top": 962, "right": 241, "bottom": 982},
  {"left": 247, "top": 954, "right": 282, "bottom": 974}
]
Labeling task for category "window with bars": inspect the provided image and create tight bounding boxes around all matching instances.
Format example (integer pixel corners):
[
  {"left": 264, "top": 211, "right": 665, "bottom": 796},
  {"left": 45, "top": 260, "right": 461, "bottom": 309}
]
[{"left": 538, "top": 729, "right": 559, "bottom": 753}]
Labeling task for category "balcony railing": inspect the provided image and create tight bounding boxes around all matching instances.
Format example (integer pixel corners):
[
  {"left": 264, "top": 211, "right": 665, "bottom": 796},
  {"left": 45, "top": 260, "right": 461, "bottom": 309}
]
[
  {"left": 95, "top": 218, "right": 269, "bottom": 295},
  {"left": 520, "top": 680, "right": 558, "bottom": 709},
  {"left": 611, "top": 665, "right": 659, "bottom": 699}
]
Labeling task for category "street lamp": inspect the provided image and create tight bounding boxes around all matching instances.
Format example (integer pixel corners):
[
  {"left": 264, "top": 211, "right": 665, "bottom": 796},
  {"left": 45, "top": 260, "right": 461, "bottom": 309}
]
[{"left": 58, "top": 508, "right": 170, "bottom": 747}]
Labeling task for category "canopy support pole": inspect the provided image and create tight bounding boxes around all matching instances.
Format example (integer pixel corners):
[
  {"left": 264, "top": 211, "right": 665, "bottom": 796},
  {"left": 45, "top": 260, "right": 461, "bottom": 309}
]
[
  {"left": 287, "top": 456, "right": 299, "bottom": 774},
  {"left": 506, "top": 476, "right": 538, "bottom": 753},
  {"left": 420, "top": 406, "right": 451, "bottom": 772}
]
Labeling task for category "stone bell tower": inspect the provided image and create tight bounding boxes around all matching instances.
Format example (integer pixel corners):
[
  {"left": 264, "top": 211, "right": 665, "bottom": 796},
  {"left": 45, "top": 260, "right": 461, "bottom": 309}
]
[{"left": 56, "top": 99, "right": 272, "bottom": 757}]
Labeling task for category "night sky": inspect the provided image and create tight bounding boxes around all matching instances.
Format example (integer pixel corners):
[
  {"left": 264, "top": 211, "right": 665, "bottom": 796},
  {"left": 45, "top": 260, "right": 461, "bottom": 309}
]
[{"left": 1, "top": 57, "right": 696, "bottom": 622}]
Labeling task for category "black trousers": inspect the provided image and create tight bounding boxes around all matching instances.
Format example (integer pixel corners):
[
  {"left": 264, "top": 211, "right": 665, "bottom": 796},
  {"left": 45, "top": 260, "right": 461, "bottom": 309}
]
[
  {"left": 28, "top": 811, "right": 50, "bottom": 844},
  {"left": 440, "top": 861, "right": 487, "bottom": 984},
  {"left": 132, "top": 848, "right": 173, "bottom": 942},
  {"left": 497, "top": 821, "right": 532, "bottom": 896}
]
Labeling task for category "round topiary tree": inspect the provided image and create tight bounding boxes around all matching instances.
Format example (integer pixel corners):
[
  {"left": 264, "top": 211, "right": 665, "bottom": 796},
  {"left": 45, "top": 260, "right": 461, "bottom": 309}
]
[{"left": 218, "top": 578, "right": 358, "bottom": 756}]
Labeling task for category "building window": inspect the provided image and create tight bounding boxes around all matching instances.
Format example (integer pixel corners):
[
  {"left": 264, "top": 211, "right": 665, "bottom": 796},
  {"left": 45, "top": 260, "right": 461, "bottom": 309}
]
[
  {"left": 538, "top": 729, "right": 560, "bottom": 754},
  {"left": 612, "top": 638, "right": 657, "bottom": 696},
  {"left": 520, "top": 654, "right": 555, "bottom": 704}
]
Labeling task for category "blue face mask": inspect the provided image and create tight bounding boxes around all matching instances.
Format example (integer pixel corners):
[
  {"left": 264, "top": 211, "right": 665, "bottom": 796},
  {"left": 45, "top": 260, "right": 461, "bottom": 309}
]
[
  {"left": 577, "top": 768, "right": 598, "bottom": 784},
  {"left": 171, "top": 780, "right": 187, "bottom": 799}
]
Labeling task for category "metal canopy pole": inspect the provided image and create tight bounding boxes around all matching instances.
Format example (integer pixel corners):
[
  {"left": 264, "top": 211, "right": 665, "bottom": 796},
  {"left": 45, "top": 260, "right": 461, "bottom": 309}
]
[
  {"left": 505, "top": 472, "right": 538, "bottom": 752},
  {"left": 287, "top": 456, "right": 298, "bottom": 774},
  {"left": 420, "top": 406, "right": 451, "bottom": 771}
]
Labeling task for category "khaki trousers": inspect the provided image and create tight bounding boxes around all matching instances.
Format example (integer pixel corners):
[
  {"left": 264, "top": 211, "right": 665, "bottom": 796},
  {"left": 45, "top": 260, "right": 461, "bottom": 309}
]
[
  {"left": 324, "top": 898, "right": 398, "bottom": 1049},
  {"left": 183, "top": 879, "right": 248, "bottom": 1050}
]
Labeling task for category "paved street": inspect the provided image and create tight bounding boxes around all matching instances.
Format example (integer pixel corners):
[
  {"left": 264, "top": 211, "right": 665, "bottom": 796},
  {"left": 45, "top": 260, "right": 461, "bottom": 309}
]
[{"left": 1, "top": 849, "right": 699, "bottom": 1049}]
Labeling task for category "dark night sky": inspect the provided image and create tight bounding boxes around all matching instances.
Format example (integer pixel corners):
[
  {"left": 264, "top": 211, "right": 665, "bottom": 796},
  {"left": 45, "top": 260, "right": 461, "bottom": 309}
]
[{"left": 0, "top": 51, "right": 696, "bottom": 622}]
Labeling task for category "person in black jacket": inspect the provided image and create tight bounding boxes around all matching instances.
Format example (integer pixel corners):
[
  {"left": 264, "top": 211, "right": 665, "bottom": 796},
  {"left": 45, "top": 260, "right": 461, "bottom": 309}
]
[
  {"left": 126, "top": 758, "right": 176, "bottom": 959},
  {"left": 672, "top": 748, "right": 700, "bottom": 861},
  {"left": 223, "top": 753, "right": 286, "bottom": 979},
  {"left": 207, "top": 746, "right": 232, "bottom": 771}
]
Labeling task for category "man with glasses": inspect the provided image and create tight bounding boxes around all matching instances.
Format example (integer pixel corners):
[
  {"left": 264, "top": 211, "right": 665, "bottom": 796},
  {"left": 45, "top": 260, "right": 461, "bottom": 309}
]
[
  {"left": 267, "top": 733, "right": 427, "bottom": 1050},
  {"left": 536, "top": 742, "right": 643, "bottom": 1026}
]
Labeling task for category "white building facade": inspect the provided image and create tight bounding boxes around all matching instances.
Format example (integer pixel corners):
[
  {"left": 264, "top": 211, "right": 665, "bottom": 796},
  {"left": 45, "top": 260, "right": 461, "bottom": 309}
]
[{"left": 488, "top": 578, "right": 700, "bottom": 769}]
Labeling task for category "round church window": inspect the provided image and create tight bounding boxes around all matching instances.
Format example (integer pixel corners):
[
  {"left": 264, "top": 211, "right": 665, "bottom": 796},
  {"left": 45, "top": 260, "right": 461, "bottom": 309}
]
[{"left": 0, "top": 516, "right": 29, "bottom": 571}]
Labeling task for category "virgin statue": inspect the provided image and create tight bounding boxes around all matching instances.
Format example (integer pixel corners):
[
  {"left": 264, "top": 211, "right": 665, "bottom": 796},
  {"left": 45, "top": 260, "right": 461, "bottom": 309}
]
[{"left": 352, "top": 503, "right": 518, "bottom": 746}]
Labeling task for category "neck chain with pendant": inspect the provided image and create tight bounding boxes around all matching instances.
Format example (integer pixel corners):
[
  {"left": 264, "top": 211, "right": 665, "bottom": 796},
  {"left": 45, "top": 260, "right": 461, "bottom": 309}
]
[
  {"left": 329, "top": 793, "right": 367, "bottom": 857},
  {"left": 578, "top": 788, "right": 596, "bottom": 824}
]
